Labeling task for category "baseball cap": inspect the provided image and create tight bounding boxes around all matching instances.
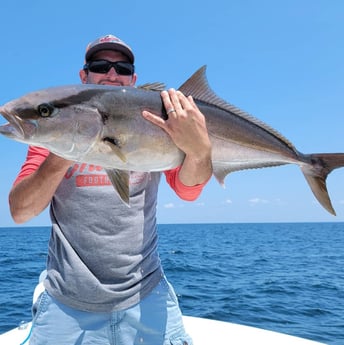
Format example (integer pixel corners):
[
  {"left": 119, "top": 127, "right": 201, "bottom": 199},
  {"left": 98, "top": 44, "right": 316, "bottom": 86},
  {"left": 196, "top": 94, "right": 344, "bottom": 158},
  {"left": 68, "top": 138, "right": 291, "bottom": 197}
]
[{"left": 85, "top": 34, "right": 135, "bottom": 64}]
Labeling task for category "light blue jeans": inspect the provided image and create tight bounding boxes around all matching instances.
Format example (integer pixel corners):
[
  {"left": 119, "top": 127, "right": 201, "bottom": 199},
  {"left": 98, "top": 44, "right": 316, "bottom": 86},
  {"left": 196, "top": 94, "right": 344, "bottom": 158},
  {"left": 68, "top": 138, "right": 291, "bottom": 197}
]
[{"left": 29, "top": 277, "right": 192, "bottom": 345}]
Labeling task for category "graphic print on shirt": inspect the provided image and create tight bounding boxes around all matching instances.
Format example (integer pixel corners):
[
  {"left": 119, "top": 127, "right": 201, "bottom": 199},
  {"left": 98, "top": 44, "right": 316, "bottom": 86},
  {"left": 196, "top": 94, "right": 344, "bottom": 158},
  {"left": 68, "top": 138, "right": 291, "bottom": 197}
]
[{"left": 65, "top": 163, "right": 147, "bottom": 187}]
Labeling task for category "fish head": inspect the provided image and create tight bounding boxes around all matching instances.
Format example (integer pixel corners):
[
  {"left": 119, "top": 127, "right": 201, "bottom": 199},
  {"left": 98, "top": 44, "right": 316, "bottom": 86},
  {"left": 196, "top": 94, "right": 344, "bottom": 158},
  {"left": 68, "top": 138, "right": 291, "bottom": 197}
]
[{"left": 0, "top": 85, "right": 103, "bottom": 160}]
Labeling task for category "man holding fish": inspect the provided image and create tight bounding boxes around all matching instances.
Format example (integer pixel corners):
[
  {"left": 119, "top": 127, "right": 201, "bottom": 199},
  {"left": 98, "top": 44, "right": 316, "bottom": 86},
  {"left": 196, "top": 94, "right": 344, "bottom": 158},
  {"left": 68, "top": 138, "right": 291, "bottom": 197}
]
[{"left": 8, "top": 34, "right": 212, "bottom": 344}]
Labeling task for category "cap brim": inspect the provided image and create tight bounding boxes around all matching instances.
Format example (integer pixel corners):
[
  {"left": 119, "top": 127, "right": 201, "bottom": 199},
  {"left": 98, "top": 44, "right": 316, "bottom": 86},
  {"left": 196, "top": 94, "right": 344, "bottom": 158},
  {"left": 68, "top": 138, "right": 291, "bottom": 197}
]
[{"left": 85, "top": 43, "right": 134, "bottom": 64}]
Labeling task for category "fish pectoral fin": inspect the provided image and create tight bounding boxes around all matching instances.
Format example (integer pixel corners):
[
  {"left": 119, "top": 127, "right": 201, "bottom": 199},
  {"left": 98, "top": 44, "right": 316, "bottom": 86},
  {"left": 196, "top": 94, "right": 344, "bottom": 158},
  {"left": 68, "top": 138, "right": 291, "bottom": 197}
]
[
  {"left": 103, "top": 137, "right": 127, "bottom": 163},
  {"left": 105, "top": 169, "right": 130, "bottom": 206}
]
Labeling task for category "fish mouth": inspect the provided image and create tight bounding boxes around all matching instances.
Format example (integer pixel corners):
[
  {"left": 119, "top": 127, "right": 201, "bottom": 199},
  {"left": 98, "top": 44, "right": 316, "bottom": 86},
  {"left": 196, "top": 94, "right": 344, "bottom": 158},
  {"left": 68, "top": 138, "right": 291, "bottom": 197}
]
[{"left": 0, "top": 106, "right": 26, "bottom": 140}]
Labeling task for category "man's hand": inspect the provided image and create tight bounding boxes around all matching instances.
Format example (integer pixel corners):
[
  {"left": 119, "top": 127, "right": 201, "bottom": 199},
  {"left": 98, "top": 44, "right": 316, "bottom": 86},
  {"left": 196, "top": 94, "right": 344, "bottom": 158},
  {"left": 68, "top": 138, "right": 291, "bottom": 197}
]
[
  {"left": 142, "top": 89, "right": 211, "bottom": 158},
  {"left": 142, "top": 89, "right": 212, "bottom": 186}
]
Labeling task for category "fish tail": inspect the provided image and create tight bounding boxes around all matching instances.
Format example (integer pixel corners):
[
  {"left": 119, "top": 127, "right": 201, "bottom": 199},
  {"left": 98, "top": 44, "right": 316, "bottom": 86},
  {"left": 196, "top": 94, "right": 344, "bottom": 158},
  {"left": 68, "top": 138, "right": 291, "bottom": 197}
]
[{"left": 301, "top": 153, "right": 344, "bottom": 215}]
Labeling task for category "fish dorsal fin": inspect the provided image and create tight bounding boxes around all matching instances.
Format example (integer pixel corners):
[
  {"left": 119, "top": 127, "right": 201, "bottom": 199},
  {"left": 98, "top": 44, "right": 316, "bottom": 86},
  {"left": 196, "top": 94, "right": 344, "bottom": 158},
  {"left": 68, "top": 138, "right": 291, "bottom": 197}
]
[
  {"left": 178, "top": 66, "right": 265, "bottom": 120},
  {"left": 178, "top": 66, "right": 223, "bottom": 105},
  {"left": 138, "top": 82, "right": 166, "bottom": 92},
  {"left": 179, "top": 66, "right": 296, "bottom": 152}
]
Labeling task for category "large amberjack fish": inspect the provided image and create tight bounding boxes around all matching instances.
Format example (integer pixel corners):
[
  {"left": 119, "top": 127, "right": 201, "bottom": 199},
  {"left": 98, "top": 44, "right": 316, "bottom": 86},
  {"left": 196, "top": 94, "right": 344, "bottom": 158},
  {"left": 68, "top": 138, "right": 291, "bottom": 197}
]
[{"left": 1, "top": 66, "right": 344, "bottom": 214}]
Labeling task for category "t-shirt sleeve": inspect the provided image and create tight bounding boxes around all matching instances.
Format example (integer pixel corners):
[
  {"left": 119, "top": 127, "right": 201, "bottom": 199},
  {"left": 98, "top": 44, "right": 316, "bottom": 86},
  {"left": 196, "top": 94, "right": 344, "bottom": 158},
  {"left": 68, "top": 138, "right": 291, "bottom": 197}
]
[
  {"left": 164, "top": 166, "right": 209, "bottom": 201},
  {"left": 13, "top": 146, "right": 50, "bottom": 186}
]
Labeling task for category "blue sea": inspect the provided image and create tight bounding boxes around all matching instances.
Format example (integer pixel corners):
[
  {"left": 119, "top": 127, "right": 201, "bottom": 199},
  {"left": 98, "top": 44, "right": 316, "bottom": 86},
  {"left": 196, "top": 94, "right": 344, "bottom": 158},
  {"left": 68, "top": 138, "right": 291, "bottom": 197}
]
[{"left": 0, "top": 223, "right": 343, "bottom": 344}]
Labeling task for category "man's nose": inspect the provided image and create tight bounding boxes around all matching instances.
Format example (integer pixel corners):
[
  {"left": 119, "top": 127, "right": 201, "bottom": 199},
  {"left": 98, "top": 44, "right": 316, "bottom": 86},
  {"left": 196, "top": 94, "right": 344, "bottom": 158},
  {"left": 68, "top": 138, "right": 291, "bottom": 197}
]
[{"left": 107, "top": 67, "right": 119, "bottom": 76}]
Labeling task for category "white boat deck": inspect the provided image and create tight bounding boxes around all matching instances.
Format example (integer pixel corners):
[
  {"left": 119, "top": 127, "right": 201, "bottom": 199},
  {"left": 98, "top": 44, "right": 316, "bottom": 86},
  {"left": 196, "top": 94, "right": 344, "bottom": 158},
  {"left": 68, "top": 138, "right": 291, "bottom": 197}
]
[
  {"left": 183, "top": 315, "right": 326, "bottom": 344},
  {"left": 0, "top": 316, "right": 326, "bottom": 344},
  {"left": 0, "top": 280, "right": 327, "bottom": 344}
]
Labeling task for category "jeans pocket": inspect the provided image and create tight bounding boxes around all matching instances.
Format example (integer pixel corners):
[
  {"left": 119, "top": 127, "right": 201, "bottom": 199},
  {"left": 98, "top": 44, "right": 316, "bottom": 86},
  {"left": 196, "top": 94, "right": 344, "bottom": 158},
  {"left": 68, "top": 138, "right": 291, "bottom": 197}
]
[
  {"left": 32, "top": 291, "right": 49, "bottom": 321},
  {"left": 162, "top": 277, "right": 180, "bottom": 306}
]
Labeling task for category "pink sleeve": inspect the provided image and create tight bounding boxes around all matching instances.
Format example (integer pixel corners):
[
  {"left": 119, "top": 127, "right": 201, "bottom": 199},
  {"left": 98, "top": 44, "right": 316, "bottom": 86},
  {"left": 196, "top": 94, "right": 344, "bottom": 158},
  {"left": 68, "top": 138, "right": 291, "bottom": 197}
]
[
  {"left": 164, "top": 166, "right": 209, "bottom": 201},
  {"left": 14, "top": 149, "right": 209, "bottom": 200},
  {"left": 13, "top": 146, "right": 50, "bottom": 186}
]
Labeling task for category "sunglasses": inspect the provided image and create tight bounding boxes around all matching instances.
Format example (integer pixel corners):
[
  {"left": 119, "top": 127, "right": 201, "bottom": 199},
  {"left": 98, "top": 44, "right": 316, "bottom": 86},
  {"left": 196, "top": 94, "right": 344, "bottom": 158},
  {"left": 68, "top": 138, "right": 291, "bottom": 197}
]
[{"left": 83, "top": 60, "right": 135, "bottom": 75}]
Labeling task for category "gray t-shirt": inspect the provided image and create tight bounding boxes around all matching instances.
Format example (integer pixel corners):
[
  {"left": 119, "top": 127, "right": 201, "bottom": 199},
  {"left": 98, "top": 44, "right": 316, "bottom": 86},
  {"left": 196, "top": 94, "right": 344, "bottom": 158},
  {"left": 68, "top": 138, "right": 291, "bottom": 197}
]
[{"left": 44, "top": 163, "right": 164, "bottom": 312}]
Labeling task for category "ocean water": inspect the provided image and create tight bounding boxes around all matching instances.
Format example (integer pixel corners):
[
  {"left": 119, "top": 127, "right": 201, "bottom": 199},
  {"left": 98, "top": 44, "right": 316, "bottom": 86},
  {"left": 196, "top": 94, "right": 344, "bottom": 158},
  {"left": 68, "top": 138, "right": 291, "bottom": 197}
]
[{"left": 0, "top": 223, "right": 343, "bottom": 344}]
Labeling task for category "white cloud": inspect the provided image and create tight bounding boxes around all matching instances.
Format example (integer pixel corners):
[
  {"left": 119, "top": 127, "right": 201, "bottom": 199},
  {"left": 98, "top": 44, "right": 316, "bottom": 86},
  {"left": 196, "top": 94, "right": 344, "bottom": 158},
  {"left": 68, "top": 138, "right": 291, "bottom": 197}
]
[
  {"left": 249, "top": 197, "right": 268, "bottom": 205},
  {"left": 164, "top": 203, "right": 175, "bottom": 209}
]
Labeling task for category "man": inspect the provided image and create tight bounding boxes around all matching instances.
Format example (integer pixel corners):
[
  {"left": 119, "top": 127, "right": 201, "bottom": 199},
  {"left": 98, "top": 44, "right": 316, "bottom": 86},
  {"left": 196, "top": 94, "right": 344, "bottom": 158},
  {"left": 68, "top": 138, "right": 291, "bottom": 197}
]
[{"left": 9, "top": 34, "right": 212, "bottom": 344}]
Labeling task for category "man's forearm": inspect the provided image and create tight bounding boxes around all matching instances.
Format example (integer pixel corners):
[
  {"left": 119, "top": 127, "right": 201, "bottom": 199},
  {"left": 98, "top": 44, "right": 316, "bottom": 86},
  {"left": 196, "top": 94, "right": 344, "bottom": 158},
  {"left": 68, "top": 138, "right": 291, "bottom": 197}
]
[
  {"left": 178, "top": 151, "right": 213, "bottom": 186},
  {"left": 9, "top": 154, "right": 72, "bottom": 224}
]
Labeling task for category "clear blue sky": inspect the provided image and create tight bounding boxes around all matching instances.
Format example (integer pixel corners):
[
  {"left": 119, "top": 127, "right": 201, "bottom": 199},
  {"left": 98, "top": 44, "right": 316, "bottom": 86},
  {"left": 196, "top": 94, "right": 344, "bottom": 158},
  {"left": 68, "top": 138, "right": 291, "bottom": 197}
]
[{"left": 0, "top": 0, "right": 344, "bottom": 226}]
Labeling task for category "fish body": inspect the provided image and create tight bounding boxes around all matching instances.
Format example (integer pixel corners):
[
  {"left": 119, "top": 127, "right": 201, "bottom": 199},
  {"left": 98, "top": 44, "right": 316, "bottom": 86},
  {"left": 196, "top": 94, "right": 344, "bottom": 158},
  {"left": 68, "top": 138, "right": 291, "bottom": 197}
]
[{"left": 1, "top": 66, "right": 344, "bottom": 214}]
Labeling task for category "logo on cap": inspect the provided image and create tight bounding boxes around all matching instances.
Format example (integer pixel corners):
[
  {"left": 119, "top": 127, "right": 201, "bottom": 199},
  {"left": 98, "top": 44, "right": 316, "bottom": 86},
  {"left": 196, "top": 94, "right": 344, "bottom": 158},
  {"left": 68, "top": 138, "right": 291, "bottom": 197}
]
[
  {"left": 99, "top": 35, "right": 121, "bottom": 43},
  {"left": 85, "top": 34, "right": 134, "bottom": 63}
]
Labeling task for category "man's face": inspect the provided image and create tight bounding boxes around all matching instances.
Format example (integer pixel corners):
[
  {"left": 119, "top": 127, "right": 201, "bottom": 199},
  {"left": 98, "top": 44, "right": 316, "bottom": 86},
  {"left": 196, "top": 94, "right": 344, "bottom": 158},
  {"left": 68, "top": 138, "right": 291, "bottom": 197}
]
[{"left": 79, "top": 50, "right": 137, "bottom": 86}]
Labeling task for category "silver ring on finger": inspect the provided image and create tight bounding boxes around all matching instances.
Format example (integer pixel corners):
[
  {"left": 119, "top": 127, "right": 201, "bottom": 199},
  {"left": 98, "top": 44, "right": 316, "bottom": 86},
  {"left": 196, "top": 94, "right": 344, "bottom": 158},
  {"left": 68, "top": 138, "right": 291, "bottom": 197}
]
[{"left": 166, "top": 108, "right": 176, "bottom": 115}]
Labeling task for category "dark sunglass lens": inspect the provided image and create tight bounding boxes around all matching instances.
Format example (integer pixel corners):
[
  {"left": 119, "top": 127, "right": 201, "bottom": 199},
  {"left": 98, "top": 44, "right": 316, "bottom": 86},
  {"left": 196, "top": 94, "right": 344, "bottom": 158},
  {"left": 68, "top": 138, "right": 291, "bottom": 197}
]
[
  {"left": 88, "top": 60, "right": 111, "bottom": 74},
  {"left": 115, "top": 62, "right": 134, "bottom": 75},
  {"left": 86, "top": 60, "right": 134, "bottom": 75}
]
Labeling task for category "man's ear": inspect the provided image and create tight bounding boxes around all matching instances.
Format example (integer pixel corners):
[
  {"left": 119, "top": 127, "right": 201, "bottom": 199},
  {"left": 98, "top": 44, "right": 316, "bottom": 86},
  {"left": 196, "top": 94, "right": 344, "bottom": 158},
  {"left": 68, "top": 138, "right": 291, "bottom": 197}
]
[
  {"left": 130, "top": 73, "right": 138, "bottom": 86},
  {"left": 79, "top": 69, "right": 88, "bottom": 84}
]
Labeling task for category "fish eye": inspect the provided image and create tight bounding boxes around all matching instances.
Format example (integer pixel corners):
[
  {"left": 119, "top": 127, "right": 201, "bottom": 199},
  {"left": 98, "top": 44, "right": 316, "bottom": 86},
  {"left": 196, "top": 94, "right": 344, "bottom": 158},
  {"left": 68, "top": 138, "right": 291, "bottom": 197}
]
[{"left": 37, "top": 103, "right": 56, "bottom": 117}]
